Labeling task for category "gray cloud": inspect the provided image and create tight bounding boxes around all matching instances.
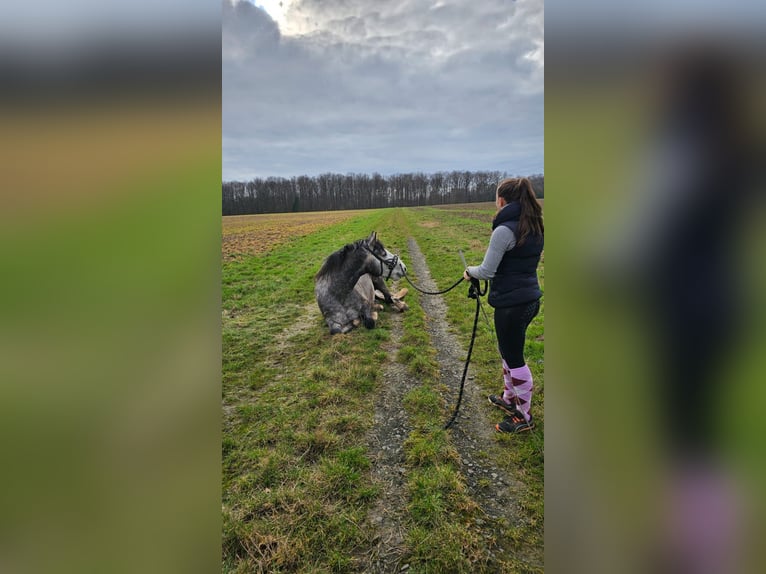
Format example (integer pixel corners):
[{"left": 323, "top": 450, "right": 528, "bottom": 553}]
[{"left": 223, "top": 0, "right": 543, "bottom": 180}]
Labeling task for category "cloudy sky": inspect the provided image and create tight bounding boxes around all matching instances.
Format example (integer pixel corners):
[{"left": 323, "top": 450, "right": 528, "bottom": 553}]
[{"left": 223, "top": 0, "right": 543, "bottom": 181}]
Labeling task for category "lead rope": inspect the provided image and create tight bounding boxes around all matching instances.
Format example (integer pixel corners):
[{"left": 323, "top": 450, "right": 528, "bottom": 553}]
[
  {"left": 399, "top": 260, "right": 488, "bottom": 429},
  {"left": 402, "top": 271, "right": 464, "bottom": 295},
  {"left": 444, "top": 278, "right": 487, "bottom": 429}
]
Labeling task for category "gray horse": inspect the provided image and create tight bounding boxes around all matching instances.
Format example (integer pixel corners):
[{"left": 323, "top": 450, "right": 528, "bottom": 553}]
[{"left": 315, "top": 231, "right": 408, "bottom": 335}]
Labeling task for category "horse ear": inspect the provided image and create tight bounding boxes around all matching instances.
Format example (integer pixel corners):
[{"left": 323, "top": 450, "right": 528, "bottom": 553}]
[{"left": 367, "top": 231, "right": 377, "bottom": 244}]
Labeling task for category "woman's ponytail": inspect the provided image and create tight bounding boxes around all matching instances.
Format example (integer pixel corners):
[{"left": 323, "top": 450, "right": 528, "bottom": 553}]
[{"left": 497, "top": 177, "right": 543, "bottom": 245}]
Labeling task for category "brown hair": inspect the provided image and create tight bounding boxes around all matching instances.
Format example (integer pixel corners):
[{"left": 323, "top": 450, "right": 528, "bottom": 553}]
[{"left": 496, "top": 177, "right": 543, "bottom": 245}]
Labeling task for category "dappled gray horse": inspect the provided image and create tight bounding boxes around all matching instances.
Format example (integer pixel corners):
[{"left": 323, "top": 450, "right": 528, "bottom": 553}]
[{"left": 315, "top": 231, "right": 407, "bottom": 335}]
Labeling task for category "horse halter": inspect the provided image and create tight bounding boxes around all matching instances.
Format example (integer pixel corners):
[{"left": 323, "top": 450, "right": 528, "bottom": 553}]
[{"left": 363, "top": 244, "right": 400, "bottom": 280}]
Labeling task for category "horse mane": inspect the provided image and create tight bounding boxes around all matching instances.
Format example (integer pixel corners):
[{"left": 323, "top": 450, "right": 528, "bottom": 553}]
[{"left": 315, "top": 239, "right": 366, "bottom": 280}]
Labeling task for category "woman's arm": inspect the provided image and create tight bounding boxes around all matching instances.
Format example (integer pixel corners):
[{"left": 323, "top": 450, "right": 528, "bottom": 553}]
[{"left": 465, "top": 226, "right": 516, "bottom": 280}]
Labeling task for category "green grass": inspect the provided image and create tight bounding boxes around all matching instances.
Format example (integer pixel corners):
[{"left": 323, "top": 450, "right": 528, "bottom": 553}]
[
  {"left": 222, "top": 206, "right": 544, "bottom": 573},
  {"left": 222, "top": 210, "right": 395, "bottom": 573}
]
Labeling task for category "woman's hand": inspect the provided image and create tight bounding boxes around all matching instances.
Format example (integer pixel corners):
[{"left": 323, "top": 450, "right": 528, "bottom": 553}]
[{"left": 463, "top": 269, "right": 472, "bottom": 281}]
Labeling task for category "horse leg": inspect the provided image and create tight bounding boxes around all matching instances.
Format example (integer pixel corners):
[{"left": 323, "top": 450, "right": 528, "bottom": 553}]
[
  {"left": 320, "top": 302, "right": 355, "bottom": 335},
  {"left": 354, "top": 274, "right": 377, "bottom": 329},
  {"left": 371, "top": 275, "right": 393, "bottom": 302},
  {"left": 372, "top": 275, "right": 408, "bottom": 312}
]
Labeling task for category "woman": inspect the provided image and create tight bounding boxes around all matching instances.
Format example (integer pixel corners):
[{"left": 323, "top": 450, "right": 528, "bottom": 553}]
[{"left": 464, "top": 177, "right": 543, "bottom": 433}]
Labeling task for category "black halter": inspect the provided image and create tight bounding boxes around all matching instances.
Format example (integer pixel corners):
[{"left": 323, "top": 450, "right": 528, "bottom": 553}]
[{"left": 363, "top": 245, "right": 399, "bottom": 280}]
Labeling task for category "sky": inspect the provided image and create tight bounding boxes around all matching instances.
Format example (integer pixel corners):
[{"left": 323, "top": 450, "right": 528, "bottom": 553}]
[{"left": 222, "top": 0, "right": 544, "bottom": 181}]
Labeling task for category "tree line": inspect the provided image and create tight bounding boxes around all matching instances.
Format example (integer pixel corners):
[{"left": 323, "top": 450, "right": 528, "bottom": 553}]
[{"left": 222, "top": 171, "right": 544, "bottom": 215}]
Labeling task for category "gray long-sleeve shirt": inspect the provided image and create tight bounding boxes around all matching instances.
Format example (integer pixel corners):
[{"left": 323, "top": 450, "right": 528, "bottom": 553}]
[{"left": 466, "top": 225, "right": 516, "bottom": 280}]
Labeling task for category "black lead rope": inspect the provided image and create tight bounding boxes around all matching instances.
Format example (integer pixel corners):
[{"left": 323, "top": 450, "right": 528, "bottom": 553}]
[
  {"left": 397, "top": 262, "right": 488, "bottom": 429},
  {"left": 402, "top": 272, "right": 465, "bottom": 295},
  {"left": 444, "top": 278, "right": 487, "bottom": 430}
]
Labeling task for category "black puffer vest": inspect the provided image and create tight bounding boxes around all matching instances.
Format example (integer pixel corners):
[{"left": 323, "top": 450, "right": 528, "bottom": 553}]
[{"left": 488, "top": 201, "right": 543, "bottom": 308}]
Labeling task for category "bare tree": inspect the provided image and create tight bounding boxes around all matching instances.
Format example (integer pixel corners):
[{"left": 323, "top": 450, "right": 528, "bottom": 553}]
[{"left": 221, "top": 170, "right": 541, "bottom": 215}]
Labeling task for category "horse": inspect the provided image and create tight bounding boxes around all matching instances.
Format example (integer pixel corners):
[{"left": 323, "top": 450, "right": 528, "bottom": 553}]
[{"left": 315, "top": 231, "right": 408, "bottom": 335}]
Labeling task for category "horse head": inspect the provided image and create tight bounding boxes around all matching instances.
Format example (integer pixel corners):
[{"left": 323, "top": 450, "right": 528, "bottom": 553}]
[{"left": 363, "top": 231, "right": 407, "bottom": 280}]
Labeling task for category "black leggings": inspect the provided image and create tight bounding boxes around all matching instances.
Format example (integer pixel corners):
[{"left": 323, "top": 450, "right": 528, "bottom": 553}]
[{"left": 494, "top": 299, "right": 540, "bottom": 369}]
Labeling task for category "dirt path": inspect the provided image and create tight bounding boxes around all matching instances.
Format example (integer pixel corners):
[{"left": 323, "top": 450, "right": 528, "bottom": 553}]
[
  {"left": 405, "top": 238, "right": 524, "bottom": 558},
  {"left": 363, "top": 303, "right": 413, "bottom": 573},
  {"left": 363, "top": 239, "right": 531, "bottom": 570}
]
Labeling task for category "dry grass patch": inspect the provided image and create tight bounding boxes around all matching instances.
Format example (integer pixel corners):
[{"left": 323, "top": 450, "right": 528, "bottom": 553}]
[{"left": 222, "top": 211, "right": 357, "bottom": 260}]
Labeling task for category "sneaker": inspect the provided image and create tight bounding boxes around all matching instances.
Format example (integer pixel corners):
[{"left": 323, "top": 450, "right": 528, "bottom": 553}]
[
  {"left": 488, "top": 394, "right": 519, "bottom": 416},
  {"left": 495, "top": 412, "right": 534, "bottom": 434}
]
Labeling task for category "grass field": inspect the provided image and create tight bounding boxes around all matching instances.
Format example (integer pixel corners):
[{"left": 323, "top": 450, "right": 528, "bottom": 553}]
[{"left": 222, "top": 205, "right": 544, "bottom": 573}]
